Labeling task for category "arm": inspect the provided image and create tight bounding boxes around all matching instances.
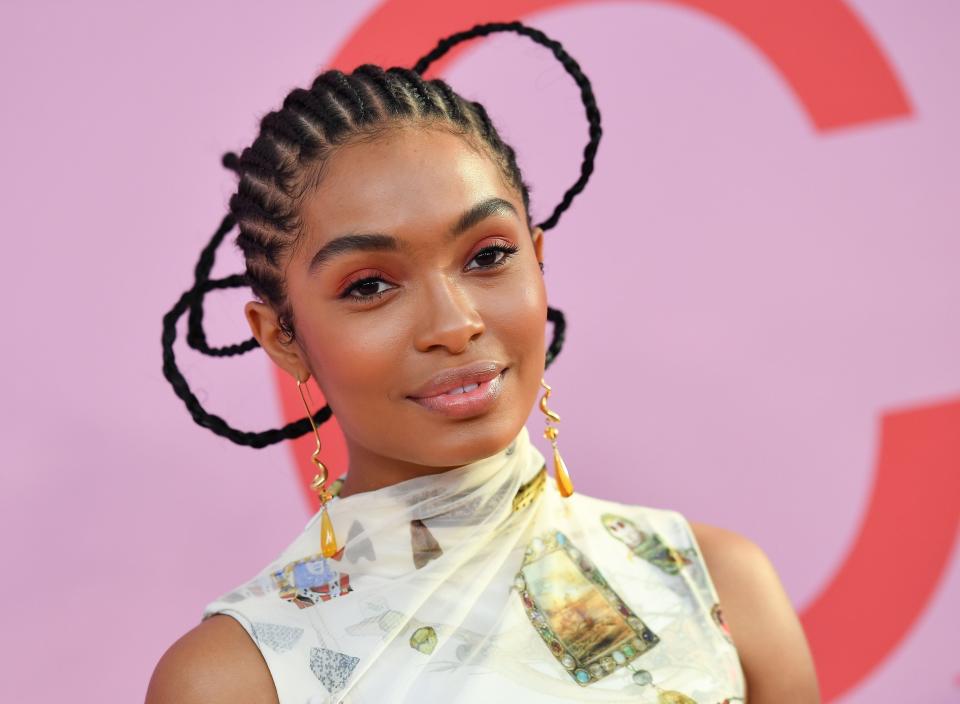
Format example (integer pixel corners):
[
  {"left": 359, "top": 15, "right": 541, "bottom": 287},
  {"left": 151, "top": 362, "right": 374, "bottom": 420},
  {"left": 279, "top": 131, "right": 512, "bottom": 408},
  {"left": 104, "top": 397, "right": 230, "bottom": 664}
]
[
  {"left": 690, "top": 521, "right": 821, "bottom": 704},
  {"left": 145, "top": 614, "right": 280, "bottom": 704}
]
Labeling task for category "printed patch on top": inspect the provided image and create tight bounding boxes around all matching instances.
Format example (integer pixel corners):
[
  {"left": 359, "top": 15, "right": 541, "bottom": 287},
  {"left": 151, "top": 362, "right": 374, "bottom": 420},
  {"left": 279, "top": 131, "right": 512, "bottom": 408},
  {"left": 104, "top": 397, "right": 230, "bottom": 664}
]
[
  {"left": 514, "top": 530, "right": 660, "bottom": 687},
  {"left": 601, "top": 513, "right": 694, "bottom": 574},
  {"left": 344, "top": 520, "right": 376, "bottom": 564},
  {"left": 410, "top": 519, "right": 443, "bottom": 569},
  {"left": 252, "top": 622, "right": 304, "bottom": 653},
  {"left": 309, "top": 646, "right": 359, "bottom": 694},
  {"left": 409, "top": 625, "right": 439, "bottom": 655},
  {"left": 272, "top": 553, "right": 352, "bottom": 609}
]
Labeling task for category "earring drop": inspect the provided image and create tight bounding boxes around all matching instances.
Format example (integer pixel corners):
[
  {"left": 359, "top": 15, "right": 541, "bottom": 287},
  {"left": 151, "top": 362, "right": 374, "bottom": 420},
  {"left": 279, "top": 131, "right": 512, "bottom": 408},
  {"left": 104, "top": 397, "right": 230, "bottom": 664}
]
[
  {"left": 296, "top": 374, "right": 339, "bottom": 558},
  {"left": 539, "top": 378, "right": 574, "bottom": 497}
]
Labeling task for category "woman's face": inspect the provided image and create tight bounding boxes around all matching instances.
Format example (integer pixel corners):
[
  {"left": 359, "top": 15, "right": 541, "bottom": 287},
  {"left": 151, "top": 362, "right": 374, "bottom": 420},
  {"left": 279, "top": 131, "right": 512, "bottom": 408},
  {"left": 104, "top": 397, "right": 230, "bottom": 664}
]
[{"left": 249, "top": 124, "right": 547, "bottom": 473}]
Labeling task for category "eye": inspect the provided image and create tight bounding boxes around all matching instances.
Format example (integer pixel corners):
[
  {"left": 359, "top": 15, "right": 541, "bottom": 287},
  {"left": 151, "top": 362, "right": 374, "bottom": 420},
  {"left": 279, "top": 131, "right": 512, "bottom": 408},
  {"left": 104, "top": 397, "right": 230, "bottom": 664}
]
[
  {"left": 465, "top": 242, "right": 520, "bottom": 271},
  {"left": 339, "top": 275, "right": 396, "bottom": 302},
  {"left": 338, "top": 242, "right": 520, "bottom": 304}
]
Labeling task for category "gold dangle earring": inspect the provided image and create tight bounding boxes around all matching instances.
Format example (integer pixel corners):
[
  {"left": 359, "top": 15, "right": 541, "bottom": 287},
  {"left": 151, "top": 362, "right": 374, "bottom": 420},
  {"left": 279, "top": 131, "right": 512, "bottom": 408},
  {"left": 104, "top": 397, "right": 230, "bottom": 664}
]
[
  {"left": 296, "top": 374, "right": 339, "bottom": 558},
  {"left": 539, "top": 378, "right": 574, "bottom": 497}
]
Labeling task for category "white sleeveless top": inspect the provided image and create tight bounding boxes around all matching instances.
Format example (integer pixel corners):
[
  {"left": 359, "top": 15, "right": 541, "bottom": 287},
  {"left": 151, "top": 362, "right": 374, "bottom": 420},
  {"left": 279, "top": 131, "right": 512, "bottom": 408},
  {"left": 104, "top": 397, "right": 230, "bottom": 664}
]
[{"left": 203, "top": 426, "right": 746, "bottom": 704}]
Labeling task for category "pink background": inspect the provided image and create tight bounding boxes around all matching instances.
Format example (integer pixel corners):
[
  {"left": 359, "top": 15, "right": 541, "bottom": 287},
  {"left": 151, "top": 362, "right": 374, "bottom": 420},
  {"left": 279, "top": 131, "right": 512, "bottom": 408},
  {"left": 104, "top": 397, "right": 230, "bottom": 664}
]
[{"left": 1, "top": 1, "right": 957, "bottom": 701}]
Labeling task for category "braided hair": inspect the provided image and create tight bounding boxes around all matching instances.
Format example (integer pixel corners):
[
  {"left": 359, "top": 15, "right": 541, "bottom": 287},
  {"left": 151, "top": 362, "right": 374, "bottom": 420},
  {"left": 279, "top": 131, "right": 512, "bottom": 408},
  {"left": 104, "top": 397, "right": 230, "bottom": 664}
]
[{"left": 162, "top": 21, "right": 602, "bottom": 449}]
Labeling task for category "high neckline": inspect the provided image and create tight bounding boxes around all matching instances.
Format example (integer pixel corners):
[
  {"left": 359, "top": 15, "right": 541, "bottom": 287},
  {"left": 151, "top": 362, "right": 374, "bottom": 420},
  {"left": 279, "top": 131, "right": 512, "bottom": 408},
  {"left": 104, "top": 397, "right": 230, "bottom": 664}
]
[{"left": 319, "top": 424, "right": 546, "bottom": 526}]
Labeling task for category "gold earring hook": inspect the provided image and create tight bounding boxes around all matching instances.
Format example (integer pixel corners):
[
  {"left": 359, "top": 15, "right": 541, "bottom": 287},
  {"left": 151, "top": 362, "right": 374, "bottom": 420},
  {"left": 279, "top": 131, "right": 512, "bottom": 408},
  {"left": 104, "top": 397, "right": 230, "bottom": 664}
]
[
  {"left": 539, "top": 378, "right": 561, "bottom": 425},
  {"left": 296, "top": 373, "right": 338, "bottom": 558},
  {"left": 296, "top": 374, "right": 329, "bottom": 495},
  {"left": 539, "top": 377, "right": 574, "bottom": 497}
]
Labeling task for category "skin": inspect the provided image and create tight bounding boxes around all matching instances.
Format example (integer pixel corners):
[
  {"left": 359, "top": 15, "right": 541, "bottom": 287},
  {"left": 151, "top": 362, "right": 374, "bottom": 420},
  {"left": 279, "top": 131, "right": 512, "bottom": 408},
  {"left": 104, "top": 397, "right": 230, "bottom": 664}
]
[{"left": 146, "top": 125, "right": 820, "bottom": 704}]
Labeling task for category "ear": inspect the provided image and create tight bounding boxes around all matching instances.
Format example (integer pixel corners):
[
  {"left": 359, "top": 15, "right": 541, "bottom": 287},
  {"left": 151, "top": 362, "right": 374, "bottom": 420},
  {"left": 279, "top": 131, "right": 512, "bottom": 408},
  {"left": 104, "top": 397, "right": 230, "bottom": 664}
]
[
  {"left": 532, "top": 225, "right": 545, "bottom": 267},
  {"left": 244, "top": 301, "right": 311, "bottom": 383}
]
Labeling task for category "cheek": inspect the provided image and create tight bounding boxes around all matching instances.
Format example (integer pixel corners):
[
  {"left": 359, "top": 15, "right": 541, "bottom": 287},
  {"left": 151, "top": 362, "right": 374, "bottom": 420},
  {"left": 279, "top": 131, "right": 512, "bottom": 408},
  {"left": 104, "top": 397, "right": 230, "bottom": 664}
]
[
  {"left": 484, "top": 274, "right": 548, "bottom": 362},
  {"left": 477, "top": 272, "right": 549, "bottom": 425},
  {"left": 299, "top": 309, "right": 411, "bottom": 407}
]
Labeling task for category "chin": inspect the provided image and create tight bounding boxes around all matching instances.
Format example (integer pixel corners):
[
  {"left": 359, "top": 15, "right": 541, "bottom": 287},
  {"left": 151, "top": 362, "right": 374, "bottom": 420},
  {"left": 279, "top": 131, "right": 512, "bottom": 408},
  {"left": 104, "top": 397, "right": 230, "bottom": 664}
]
[{"left": 415, "top": 412, "right": 524, "bottom": 468}]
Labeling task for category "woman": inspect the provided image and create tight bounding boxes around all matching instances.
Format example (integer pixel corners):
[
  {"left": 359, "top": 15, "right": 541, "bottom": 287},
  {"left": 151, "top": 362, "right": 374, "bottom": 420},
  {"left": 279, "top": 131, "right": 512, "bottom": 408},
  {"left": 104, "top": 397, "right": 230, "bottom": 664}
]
[{"left": 149, "top": 22, "right": 819, "bottom": 704}]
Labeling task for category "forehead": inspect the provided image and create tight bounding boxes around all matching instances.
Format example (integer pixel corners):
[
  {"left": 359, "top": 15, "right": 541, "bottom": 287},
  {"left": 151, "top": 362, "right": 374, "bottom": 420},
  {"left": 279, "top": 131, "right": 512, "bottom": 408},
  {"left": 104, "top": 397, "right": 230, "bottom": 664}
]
[{"left": 298, "top": 126, "right": 515, "bottom": 244}]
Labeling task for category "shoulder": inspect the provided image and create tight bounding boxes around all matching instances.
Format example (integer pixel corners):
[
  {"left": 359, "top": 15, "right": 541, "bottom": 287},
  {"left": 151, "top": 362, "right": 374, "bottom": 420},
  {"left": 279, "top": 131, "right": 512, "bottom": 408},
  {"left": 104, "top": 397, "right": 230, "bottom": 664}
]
[
  {"left": 686, "top": 521, "right": 788, "bottom": 623},
  {"left": 145, "top": 614, "right": 279, "bottom": 704},
  {"left": 688, "top": 520, "right": 770, "bottom": 581},
  {"left": 687, "top": 520, "right": 821, "bottom": 703}
]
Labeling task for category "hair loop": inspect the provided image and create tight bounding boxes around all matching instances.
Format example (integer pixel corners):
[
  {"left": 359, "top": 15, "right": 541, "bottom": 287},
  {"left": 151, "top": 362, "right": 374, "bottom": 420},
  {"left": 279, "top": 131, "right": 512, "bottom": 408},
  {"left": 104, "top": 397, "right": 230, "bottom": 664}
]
[{"left": 413, "top": 20, "right": 602, "bottom": 232}]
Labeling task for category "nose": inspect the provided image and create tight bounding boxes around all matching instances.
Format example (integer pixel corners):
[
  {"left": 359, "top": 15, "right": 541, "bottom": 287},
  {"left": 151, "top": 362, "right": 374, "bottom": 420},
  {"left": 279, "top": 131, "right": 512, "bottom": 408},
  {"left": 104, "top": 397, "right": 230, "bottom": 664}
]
[{"left": 412, "top": 274, "right": 485, "bottom": 354}]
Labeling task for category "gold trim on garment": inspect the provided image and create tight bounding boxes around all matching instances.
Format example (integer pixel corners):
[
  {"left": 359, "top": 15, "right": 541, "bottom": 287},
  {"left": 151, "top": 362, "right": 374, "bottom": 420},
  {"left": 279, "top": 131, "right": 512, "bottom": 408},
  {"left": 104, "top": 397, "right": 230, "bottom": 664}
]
[{"left": 513, "top": 465, "right": 547, "bottom": 512}]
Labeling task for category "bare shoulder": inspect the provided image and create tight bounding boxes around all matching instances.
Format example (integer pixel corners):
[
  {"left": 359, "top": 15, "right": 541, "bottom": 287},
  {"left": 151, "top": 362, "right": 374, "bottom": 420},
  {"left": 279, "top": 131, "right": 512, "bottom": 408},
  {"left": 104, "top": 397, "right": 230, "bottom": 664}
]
[
  {"left": 145, "top": 614, "right": 279, "bottom": 704},
  {"left": 688, "top": 521, "right": 771, "bottom": 585},
  {"left": 688, "top": 521, "right": 821, "bottom": 704}
]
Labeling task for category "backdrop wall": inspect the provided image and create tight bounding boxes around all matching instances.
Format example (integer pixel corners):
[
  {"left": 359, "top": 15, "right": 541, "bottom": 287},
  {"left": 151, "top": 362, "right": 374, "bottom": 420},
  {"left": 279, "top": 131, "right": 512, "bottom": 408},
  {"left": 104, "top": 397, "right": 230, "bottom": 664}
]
[{"left": 1, "top": 1, "right": 957, "bottom": 701}]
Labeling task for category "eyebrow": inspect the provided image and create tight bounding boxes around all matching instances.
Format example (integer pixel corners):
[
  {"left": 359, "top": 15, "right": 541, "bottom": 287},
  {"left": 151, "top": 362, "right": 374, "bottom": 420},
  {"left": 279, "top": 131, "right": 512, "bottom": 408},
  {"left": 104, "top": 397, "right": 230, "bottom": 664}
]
[{"left": 307, "top": 196, "right": 519, "bottom": 273}]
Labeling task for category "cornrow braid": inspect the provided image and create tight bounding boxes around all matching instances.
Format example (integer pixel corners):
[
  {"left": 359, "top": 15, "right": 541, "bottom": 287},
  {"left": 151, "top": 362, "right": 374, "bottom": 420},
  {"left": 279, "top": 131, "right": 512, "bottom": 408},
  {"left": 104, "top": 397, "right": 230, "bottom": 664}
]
[
  {"left": 352, "top": 64, "right": 404, "bottom": 115},
  {"left": 162, "top": 20, "right": 601, "bottom": 448}
]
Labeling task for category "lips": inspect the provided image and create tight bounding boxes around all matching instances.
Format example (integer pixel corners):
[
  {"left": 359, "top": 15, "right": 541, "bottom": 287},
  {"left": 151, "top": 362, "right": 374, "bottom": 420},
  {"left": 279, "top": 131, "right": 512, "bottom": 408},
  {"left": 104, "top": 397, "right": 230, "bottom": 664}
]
[
  {"left": 407, "top": 368, "right": 507, "bottom": 420},
  {"left": 407, "top": 361, "right": 507, "bottom": 399}
]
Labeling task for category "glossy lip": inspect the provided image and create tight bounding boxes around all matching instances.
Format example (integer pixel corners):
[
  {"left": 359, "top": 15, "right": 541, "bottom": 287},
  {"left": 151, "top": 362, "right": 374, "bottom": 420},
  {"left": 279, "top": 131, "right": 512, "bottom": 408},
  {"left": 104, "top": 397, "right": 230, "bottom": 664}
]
[
  {"left": 406, "top": 361, "right": 508, "bottom": 420},
  {"left": 407, "top": 360, "right": 507, "bottom": 399}
]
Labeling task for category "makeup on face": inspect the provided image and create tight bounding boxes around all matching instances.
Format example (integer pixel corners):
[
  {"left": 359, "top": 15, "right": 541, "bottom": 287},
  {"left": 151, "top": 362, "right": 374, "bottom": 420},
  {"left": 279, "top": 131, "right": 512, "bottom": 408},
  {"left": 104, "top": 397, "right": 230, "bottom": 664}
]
[{"left": 285, "top": 127, "right": 546, "bottom": 472}]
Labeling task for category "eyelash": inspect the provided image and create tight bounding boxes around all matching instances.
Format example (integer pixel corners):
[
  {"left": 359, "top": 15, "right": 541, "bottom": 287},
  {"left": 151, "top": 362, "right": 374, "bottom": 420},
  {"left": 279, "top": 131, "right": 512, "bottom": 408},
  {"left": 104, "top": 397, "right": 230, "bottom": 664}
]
[{"left": 338, "top": 242, "right": 521, "bottom": 302}]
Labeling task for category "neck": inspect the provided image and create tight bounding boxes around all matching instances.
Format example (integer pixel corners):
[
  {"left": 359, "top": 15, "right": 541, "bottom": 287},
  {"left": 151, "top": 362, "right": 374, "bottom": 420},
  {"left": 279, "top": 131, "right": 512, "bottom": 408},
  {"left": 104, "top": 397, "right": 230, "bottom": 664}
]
[{"left": 335, "top": 429, "right": 525, "bottom": 499}]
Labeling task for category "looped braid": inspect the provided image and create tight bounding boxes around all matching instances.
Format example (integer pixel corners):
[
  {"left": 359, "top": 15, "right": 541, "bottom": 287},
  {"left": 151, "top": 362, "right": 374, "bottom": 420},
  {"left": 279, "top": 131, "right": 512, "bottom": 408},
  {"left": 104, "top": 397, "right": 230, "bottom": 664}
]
[
  {"left": 413, "top": 21, "right": 602, "bottom": 232},
  {"left": 161, "top": 211, "right": 334, "bottom": 447},
  {"left": 162, "top": 21, "right": 600, "bottom": 447}
]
